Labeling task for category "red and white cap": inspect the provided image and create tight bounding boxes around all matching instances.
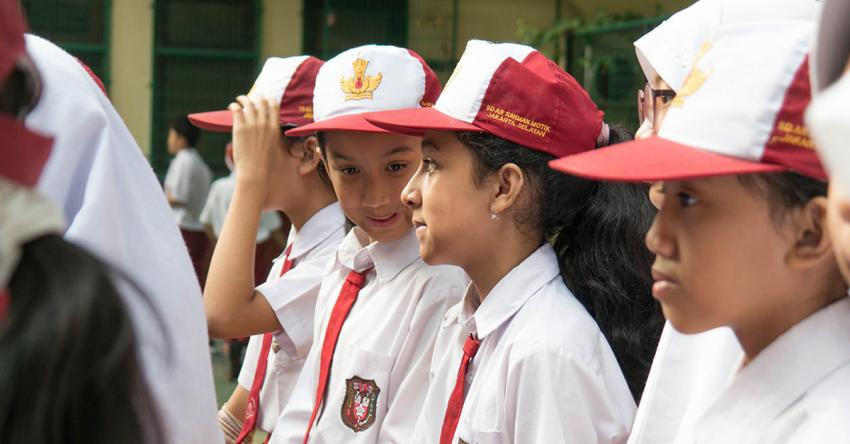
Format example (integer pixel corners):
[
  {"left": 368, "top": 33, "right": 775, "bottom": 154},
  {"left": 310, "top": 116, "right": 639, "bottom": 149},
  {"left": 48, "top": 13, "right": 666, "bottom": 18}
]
[
  {"left": 550, "top": 22, "right": 826, "bottom": 182},
  {"left": 285, "top": 45, "right": 441, "bottom": 136},
  {"left": 635, "top": 0, "right": 820, "bottom": 91},
  {"left": 635, "top": 0, "right": 722, "bottom": 90},
  {"left": 363, "top": 40, "right": 603, "bottom": 158},
  {"left": 189, "top": 55, "right": 323, "bottom": 132}
]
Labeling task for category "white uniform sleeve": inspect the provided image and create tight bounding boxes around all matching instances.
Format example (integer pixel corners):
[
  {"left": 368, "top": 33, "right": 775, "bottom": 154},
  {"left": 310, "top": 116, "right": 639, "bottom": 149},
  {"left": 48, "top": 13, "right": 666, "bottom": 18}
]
[
  {"left": 165, "top": 154, "right": 193, "bottom": 203},
  {"left": 376, "top": 279, "right": 464, "bottom": 443},
  {"left": 255, "top": 249, "right": 336, "bottom": 358},
  {"left": 503, "top": 346, "right": 631, "bottom": 444},
  {"left": 238, "top": 335, "right": 263, "bottom": 391}
]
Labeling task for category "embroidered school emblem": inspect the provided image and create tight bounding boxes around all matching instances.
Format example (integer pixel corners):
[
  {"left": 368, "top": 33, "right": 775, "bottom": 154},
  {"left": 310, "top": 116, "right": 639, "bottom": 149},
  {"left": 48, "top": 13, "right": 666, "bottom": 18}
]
[
  {"left": 340, "top": 58, "right": 382, "bottom": 101},
  {"left": 672, "top": 42, "right": 713, "bottom": 107},
  {"left": 341, "top": 376, "right": 380, "bottom": 432}
]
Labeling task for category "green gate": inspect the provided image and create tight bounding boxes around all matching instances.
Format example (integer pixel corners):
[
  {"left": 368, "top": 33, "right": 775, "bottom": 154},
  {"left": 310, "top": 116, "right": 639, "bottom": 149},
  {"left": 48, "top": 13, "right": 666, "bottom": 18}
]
[
  {"left": 150, "top": 0, "right": 261, "bottom": 178},
  {"left": 21, "top": 0, "right": 111, "bottom": 90},
  {"left": 567, "top": 17, "right": 664, "bottom": 132}
]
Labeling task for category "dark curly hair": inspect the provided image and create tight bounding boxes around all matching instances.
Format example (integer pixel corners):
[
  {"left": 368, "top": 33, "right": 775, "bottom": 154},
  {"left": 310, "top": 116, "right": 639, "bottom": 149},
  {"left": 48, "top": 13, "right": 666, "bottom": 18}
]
[{"left": 457, "top": 126, "right": 663, "bottom": 401}]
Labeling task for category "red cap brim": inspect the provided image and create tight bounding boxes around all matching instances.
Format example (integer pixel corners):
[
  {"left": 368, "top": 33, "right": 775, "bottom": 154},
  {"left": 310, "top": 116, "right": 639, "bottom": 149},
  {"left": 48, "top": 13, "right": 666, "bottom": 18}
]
[
  {"left": 188, "top": 110, "right": 233, "bottom": 132},
  {"left": 363, "top": 107, "right": 483, "bottom": 136},
  {"left": 285, "top": 113, "right": 393, "bottom": 137},
  {"left": 549, "top": 136, "right": 785, "bottom": 182}
]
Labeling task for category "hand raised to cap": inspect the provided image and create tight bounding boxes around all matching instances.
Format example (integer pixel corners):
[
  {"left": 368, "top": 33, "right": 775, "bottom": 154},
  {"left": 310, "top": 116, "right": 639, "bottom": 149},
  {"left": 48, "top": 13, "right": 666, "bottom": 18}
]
[{"left": 228, "top": 95, "right": 281, "bottom": 185}]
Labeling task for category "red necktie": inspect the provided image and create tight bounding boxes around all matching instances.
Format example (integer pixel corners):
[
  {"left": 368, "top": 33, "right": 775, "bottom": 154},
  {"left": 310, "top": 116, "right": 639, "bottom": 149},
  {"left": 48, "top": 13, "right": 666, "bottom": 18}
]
[
  {"left": 302, "top": 268, "right": 371, "bottom": 444},
  {"left": 235, "top": 245, "right": 295, "bottom": 444},
  {"left": 439, "top": 334, "right": 481, "bottom": 444}
]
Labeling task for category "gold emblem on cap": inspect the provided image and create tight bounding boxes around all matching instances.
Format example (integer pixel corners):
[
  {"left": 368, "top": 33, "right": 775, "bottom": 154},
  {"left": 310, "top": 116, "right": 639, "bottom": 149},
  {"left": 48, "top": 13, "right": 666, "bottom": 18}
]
[
  {"left": 340, "top": 58, "right": 382, "bottom": 101},
  {"left": 672, "top": 42, "right": 713, "bottom": 107}
]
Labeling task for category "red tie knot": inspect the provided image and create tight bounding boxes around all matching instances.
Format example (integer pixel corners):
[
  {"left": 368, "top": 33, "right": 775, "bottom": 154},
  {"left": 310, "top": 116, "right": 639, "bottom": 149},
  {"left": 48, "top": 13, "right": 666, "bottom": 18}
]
[
  {"left": 463, "top": 335, "right": 480, "bottom": 358},
  {"left": 345, "top": 269, "right": 370, "bottom": 289}
]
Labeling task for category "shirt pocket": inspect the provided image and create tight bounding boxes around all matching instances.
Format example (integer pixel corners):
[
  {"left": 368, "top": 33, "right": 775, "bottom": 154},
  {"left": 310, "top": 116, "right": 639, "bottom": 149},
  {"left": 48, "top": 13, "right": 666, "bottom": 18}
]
[{"left": 330, "top": 346, "right": 395, "bottom": 439}]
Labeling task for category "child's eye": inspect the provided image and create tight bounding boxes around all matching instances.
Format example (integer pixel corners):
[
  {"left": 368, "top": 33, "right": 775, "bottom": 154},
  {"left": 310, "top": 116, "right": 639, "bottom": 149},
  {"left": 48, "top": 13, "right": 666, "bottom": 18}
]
[
  {"left": 339, "top": 167, "right": 359, "bottom": 176},
  {"left": 422, "top": 158, "right": 437, "bottom": 174},
  {"left": 677, "top": 192, "right": 699, "bottom": 207},
  {"left": 386, "top": 163, "right": 406, "bottom": 173}
]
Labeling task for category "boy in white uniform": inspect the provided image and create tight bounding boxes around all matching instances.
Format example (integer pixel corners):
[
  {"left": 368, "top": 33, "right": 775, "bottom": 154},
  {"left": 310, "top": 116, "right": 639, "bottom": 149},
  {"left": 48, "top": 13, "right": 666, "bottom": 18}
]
[
  {"left": 192, "top": 56, "right": 347, "bottom": 443},
  {"left": 164, "top": 114, "right": 214, "bottom": 286},
  {"left": 553, "top": 21, "right": 850, "bottom": 443},
  {"left": 269, "top": 45, "right": 469, "bottom": 444},
  {"left": 26, "top": 35, "right": 223, "bottom": 443}
]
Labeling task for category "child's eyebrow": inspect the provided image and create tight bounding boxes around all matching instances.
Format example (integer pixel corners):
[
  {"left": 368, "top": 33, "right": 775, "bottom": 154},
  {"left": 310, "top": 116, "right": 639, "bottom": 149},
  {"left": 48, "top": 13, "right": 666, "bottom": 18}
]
[
  {"left": 383, "top": 146, "right": 415, "bottom": 157},
  {"left": 422, "top": 140, "right": 440, "bottom": 152},
  {"left": 328, "top": 151, "right": 353, "bottom": 162}
]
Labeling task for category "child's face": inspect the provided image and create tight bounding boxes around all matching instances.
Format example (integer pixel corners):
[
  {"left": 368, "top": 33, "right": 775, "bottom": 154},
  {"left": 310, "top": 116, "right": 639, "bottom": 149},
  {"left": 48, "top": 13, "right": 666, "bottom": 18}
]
[
  {"left": 826, "top": 183, "right": 850, "bottom": 284},
  {"left": 402, "top": 131, "right": 493, "bottom": 266},
  {"left": 646, "top": 176, "right": 796, "bottom": 334},
  {"left": 323, "top": 131, "right": 421, "bottom": 243},
  {"left": 167, "top": 129, "right": 182, "bottom": 155}
]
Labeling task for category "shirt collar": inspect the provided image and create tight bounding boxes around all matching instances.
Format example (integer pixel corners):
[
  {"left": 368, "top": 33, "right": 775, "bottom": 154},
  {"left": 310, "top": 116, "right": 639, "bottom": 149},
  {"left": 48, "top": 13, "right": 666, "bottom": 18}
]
[
  {"left": 457, "top": 244, "right": 560, "bottom": 339},
  {"left": 695, "top": 297, "right": 850, "bottom": 437},
  {"left": 336, "top": 226, "right": 420, "bottom": 282},
  {"left": 287, "top": 202, "right": 345, "bottom": 260}
]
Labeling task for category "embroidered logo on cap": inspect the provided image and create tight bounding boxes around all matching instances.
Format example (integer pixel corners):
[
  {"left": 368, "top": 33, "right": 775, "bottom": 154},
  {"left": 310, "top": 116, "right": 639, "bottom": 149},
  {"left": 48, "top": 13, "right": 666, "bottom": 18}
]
[
  {"left": 673, "top": 42, "right": 713, "bottom": 107},
  {"left": 340, "top": 58, "right": 382, "bottom": 101},
  {"left": 341, "top": 376, "right": 380, "bottom": 432}
]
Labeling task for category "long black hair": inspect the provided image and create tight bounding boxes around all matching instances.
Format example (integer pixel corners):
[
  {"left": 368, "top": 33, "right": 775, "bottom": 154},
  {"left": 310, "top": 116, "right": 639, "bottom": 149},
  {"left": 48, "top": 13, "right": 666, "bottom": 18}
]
[
  {"left": 0, "top": 234, "right": 163, "bottom": 443},
  {"left": 458, "top": 127, "right": 663, "bottom": 401}
]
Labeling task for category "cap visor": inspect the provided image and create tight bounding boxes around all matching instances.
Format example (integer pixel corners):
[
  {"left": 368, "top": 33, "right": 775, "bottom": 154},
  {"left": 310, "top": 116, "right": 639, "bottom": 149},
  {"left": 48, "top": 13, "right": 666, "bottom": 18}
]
[
  {"left": 363, "top": 107, "right": 483, "bottom": 136},
  {"left": 188, "top": 110, "right": 233, "bottom": 132},
  {"left": 286, "top": 114, "right": 393, "bottom": 137},
  {"left": 549, "top": 136, "right": 785, "bottom": 182}
]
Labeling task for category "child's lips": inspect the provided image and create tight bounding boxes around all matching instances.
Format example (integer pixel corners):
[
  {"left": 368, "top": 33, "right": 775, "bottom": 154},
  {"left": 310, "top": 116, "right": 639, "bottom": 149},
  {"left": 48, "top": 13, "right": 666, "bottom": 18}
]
[
  {"left": 366, "top": 212, "right": 399, "bottom": 228},
  {"left": 651, "top": 268, "right": 677, "bottom": 299}
]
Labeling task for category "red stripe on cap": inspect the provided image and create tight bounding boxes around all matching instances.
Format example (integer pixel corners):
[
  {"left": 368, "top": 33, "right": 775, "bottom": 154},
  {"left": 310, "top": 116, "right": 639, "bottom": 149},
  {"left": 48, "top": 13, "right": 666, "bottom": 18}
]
[
  {"left": 0, "top": 115, "right": 54, "bottom": 188},
  {"left": 761, "top": 56, "right": 827, "bottom": 181},
  {"left": 77, "top": 58, "right": 108, "bottom": 97},
  {"left": 279, "top": 57, "right": 324, "bottom": 127},
  {"left": 405, "top": 49, "right": 442, "bottom": 107},
  {"left": 473, "top": 51, "right": 602, "bottom": 158}
]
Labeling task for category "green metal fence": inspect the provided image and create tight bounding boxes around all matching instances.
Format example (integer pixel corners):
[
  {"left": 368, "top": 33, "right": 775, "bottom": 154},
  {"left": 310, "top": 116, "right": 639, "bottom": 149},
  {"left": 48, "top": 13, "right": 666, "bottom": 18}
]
[
  {"left": 567, "top": 17, "right": 664, "bottom": 132},
  {"left": 22, "top": 0, "right": 111, "bottom": 89},
  {"left": 150, "top": 0, "right": 261, "bottom": 178},
  {"left": 304, "top": 0, "right": 458, "bottom": 83}
]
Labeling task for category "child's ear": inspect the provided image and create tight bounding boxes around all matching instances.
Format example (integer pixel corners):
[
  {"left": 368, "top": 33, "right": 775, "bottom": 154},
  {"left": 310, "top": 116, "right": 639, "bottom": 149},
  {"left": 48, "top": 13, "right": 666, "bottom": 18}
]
[
  {"left": 787, "top": 196, "right": 833, "bottom": 269},
  {"left": 297, "top": 136, "right": 321, "bottom": 176},
  {"left": 490, "top": 163, "right": 524, "bottom": 217}
]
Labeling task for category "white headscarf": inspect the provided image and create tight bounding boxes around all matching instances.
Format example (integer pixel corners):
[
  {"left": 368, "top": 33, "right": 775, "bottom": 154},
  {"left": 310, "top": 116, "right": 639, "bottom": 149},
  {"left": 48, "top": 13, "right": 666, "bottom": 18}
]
[{"left": 24, "top": 34, "right": 223, "bottom": 443}]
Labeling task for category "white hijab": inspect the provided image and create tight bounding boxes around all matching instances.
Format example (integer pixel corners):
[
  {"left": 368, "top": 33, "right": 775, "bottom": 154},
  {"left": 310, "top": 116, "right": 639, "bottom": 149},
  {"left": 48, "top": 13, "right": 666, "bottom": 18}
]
[{"left": 25, "top": 34, "right": 223, "bottom": 444}]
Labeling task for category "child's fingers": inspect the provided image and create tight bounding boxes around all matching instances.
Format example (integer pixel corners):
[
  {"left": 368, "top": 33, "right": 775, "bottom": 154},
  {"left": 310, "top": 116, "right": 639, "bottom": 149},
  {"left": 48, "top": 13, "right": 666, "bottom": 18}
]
[
  {"left": 235, "top": 95, "right": 257, "bottom": 126},
  {"left": 228, "top": 102, "right": 244, "bottom": 130}
]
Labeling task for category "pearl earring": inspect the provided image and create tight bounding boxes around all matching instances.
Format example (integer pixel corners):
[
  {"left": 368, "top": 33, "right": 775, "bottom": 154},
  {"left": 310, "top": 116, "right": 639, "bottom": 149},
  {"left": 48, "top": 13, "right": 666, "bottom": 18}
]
[{"left": 490, "top": 212, "right": 498, "bottom": 220}]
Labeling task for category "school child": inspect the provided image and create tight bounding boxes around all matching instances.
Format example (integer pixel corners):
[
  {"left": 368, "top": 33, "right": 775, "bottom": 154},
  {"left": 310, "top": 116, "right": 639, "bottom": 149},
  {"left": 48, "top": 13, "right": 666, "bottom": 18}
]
[
  {"left": 192, "top": 56, "right": 346, "bottom": 443},
  {"left": 24, "top": 35, "right": 223, "bottom": 443},
  {"left": 164, "top": 114, "right": 214, "bottom": 286},
  {"left": 265, "top": 45, "right": 469, "bottom": 444},
  {"left": 0, "top": 1, "right": 161, "bottom": 441},
  {"left": 628, "top": 3, "right": 825, "bottom": 443},
  {"left": 552, "top": 21, "right": 850, "bottom": 442},
  {"left": 363, "top": 40, "right": 660, "bottom": 444},
  {"left": 807, "top": 0, "right": 850, "bottom": 286},
  {"left": 200, "top": 141, "right": 287, "bottom": 286}
]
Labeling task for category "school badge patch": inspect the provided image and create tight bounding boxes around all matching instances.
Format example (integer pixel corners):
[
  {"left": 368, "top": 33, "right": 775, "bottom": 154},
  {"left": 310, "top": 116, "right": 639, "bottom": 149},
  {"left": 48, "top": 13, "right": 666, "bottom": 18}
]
[
  {"left": 340, "top": 58, "right": 382, "bottom": 101},
  {"left": 341, "top": 376, "right": 380, "bottom": 432}
]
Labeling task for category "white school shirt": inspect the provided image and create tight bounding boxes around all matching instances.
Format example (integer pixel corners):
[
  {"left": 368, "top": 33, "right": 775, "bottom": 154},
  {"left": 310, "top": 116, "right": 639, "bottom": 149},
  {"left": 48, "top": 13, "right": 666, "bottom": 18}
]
[
  {"left": 164, "top": 147, "right": 212, "bottom": 231},
  {"left": 413, "top": 244, "right": 635, "bottom": 444},
  {"left": 237, "top": 202, "right": 346, "bottom": 433},
  {"left": 26, "top": 35, "right": 223, "bottom": 443},
  {"left": 627, "top": 323, "right": 743, "bottom": 444},
  {"left": 270, "top": 227, "right": 469, "bottom": 444},
  {"left": 199, "top": 172, "right": 283, "bottom": 243},
  {"left": 686, "top": 297, "right": 850, "bottom": 444}
]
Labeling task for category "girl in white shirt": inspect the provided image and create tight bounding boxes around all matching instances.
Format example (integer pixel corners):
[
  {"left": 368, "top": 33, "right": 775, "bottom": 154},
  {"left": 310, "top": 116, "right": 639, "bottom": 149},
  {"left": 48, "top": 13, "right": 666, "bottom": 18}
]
[{"left": 365, "top": 40, "right": 661, "bottom": 444}]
